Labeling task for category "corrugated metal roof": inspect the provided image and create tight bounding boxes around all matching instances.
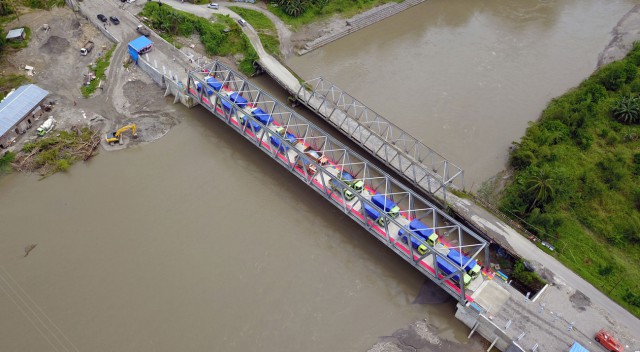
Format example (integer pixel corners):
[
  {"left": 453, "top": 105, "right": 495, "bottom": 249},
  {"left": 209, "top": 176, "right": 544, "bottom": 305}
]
[
  {"left": 0, "top": 84, "right": 49, "bottom": 137},
  {"left": 569, "top": 342, "right": 590, "bottom": 352},
  {"left": 6, "top": 28, "right": 24, "bottom": 39}
]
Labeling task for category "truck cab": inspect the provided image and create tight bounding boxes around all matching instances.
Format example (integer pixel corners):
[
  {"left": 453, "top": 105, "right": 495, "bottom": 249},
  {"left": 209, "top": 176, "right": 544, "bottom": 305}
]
[
  {"left": 339, "top": 171, "right": 364, "bottom": 193},
  {"left": 330, "top": 179, "right": 355, "bottom": 201}
]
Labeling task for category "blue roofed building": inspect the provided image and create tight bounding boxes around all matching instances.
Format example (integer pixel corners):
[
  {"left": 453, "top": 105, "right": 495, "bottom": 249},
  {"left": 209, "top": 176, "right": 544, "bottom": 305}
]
[{"left": 0, "top": 84, "right": 49, "bottom": 148}]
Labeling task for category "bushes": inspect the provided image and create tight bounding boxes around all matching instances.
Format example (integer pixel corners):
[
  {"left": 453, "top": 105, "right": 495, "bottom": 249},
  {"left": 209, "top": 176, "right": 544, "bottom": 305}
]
[
  {"left": 0, "top": 151, "right": 15, "bottom": 175},
  {"left": 501, "top": 41, "right": 640, "bottom": 317},
  {"left": 141, "top": 3, "right": 257, "bottom": 75}
]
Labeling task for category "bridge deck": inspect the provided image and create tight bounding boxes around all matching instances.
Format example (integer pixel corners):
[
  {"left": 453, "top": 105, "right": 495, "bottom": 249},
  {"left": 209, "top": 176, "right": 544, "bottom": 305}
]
[{"left": 186, "top": 61, "right": 490, "bottom": 304}]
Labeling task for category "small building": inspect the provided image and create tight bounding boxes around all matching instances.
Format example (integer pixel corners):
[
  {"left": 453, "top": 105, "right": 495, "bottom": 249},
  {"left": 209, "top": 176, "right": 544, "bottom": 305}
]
[
  {"left": 6, "top": 28, "right": 26, "bottom": 41},
  {"left": 0, "top": 84, "right": 50, "bottom": 149},
  {"left": 128, "top": 36, "right": 153, "bottom": 63}
]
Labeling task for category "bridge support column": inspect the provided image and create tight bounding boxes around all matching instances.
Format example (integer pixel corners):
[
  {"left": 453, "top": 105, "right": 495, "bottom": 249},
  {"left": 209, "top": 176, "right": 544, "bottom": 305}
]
[
  {"left": 487, "top": 337, "right": 499, "bottom": 352},
  {"left": 467, "top": 321, "right": 479, "bottom": 339}
]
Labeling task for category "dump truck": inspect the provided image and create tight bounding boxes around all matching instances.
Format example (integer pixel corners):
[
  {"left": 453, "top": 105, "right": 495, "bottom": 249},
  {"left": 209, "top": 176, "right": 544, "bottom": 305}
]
[
  {"left": 447, "top": 249, "right": 481, "bottom": 279},
  {"left": 80, "top": 40, "right": 94, "bottom": 56},
  {"left": 136, "top": 25, "right": 151, "bottom": 36},
  {"left": 436, "top": 256, "right": 471, "bottom": 288},
  {"left": 398, "top": 218, "right": 439, "bottom": 247},
  {"left": 371, "top": 194, "right": 400, "bottom": 219}
]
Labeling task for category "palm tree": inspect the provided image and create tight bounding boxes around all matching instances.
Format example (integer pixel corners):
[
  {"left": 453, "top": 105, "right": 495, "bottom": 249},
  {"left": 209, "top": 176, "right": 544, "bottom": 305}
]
[
  {"left": 612, "top": 95, "right": 640, "bottom": 124},
  {"left": 526, "top": 169, "right": 555, "bottom": 211},
  {"left": 284, "top": 0, "right": 307, "bottom": 17}
]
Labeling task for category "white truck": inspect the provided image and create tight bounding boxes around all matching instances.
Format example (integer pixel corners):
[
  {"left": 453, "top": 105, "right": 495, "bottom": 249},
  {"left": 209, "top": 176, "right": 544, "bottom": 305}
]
[
  {"left": 80, "top": 41, "right": 94, "bottom": 56},
  {"left": 37, "top": 117, "right": 56, "bottom": 137}
]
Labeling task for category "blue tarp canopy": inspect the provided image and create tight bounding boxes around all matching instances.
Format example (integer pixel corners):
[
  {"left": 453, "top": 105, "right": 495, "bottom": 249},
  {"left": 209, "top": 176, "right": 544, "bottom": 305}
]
[
  {"left": 229, "top": 92, "right": 248, "bottom": 107},
  {"left": 241, "top": 115, "right": 261, "bottom": 132},
  {"left": 206, "top": 77, "right": 222, "bottom": 91},
  {"left": 447, "top": 249, "right": 477, "bottom": 272},
  {"left": 409, "top": 219, "right": 434, "bottom": 237},
  {"left": 221, "top": 99, "right": 234, "bottom": 112},
  {"left": 196, "top": 82, "right": 213, "bottom": 95},
  {"left": 270, "top": 135, "right": 288, "bottom": 152},
  {"left": 364, "top": 203, "right": 380, "bottom": 220},
  {"left": 129, "top": 36, "right": 153, "bottom": 52},
  {"left": 128, "top": 36, "right": 153, "bottom": 62},
  {"left": 371, "top": 194, "right": 397, "bottom": 212},
  {"left": 251, "top": 108, "right": 274, "bottom": 125},
  {"left": 569, "top": 342, "right": 590, "bottom": 352}
]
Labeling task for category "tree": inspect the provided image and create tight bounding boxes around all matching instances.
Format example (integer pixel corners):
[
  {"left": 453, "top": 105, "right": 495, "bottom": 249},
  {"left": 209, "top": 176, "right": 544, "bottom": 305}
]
[
  {"left": 526, "top": 169, "right": 554, "bottom": 211},
  {"left": 283, "top": 0, "right": 307, "bottom": 17},
  {"left": 612, "top": 95, "right": 640, "bottom": 124}
]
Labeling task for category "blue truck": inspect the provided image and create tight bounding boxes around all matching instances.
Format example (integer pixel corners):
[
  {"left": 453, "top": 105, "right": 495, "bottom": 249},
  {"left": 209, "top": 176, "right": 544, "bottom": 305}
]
[
  {"left": 398, "top": 219, "right": 439, "bottom": 255},
  {"left": 364, "top": 203, "right": 386, "bottom": 226},
  {"left": 436, "top": 256, "right": 471, "bottom": 288},
  {"left": 370, "top": 194, "right": 400, "bottom": 219},
  {"left": 447, "top": 249, "right": 481, "bottom": 278},
  {"left": 251, "top": 108, "right": 274, "bottom": 126}
]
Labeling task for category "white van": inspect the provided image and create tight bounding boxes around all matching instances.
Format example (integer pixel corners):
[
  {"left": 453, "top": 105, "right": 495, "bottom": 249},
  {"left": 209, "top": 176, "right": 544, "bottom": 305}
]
[{"left": 237, "top": 19, "right": 247, "bottom": 27}]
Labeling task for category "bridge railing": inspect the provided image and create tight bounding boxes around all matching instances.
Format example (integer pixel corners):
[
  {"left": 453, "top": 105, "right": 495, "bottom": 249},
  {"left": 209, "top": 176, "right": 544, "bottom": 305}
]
[
  {"left": 297, "top": 77, "right": 465, "bottom": 203},
  {"left": 186, "top": 61, "right": 488, "bottom": 303}
]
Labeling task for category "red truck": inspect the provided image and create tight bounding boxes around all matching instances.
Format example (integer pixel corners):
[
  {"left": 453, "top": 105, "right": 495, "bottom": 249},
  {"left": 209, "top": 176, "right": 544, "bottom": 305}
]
[{"left": 595, "top": 328, "right": 624, "bottom": 352}]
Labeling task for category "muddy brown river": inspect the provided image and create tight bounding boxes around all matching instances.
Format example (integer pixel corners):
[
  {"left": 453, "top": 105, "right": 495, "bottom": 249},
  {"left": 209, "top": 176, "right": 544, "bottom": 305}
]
[{"left": 0, "top": 0, "right": 636, "bottom": 351}]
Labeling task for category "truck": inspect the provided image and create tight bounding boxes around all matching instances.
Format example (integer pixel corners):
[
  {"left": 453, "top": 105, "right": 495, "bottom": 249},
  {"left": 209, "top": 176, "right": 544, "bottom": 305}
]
[
  {"left": 595, "top": 328, "right": 624, "bottom": 352},
  {"left": 136, "top": 25, "right": 151, "bottom": 37},
  {"left": 80, "top": 40, "right": 94, "bottom": 56},
  {"left": 446, "top": 249, "right": 481, "bottom": 278},
  {"left": 36, "top": 117, "right": 56, "bottom": 136},
  {"left": 399, "top": 219, "right": 438, "bottom": 244},
  {"left": 364, "top": 203, "right": 386, "bottom": 226},
  {"left": 436, "top": 256, "right": 471, "bottom": 288},
  {"left": 371, "top": 194, "right": 400, "bottom": 219}
]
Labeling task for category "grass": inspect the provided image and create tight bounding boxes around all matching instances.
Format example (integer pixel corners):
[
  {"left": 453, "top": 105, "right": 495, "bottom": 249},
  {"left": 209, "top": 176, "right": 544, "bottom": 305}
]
[
  {"left": 228, "top": 6, "right": 281, "bottom": 58},
  {"left": 140, "top": 2, "right": 258, "bottom": 75},
  {"left": 267, "top": 0, "right": 399, "bottom": 29},
  {"left": 19, "top": 127, "right": 98, "bottom": 177},
  {"left": 500, "top": 42, "right": 640, "bottom": 317},
  {"left": 0, "top": 73, "right": 30, "bottom": 101},
  {"left": 81, "top": 45, "right": 115, "bottom": 97},
  {"left": 6, "top": 26, "right": 30, "bottom": 49},
  {"left": 0, "top": 151, "right": 15, "bottom": 175}
]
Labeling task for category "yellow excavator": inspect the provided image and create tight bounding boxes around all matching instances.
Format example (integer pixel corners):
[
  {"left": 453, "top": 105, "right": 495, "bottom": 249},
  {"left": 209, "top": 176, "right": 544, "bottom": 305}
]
[{"left": 105, "top": 124, "right": 138, "bottom": 144}]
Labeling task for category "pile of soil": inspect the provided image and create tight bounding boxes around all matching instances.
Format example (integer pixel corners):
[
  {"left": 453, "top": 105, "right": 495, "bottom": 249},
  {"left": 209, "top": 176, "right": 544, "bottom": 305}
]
[{"left": 40, "top": 35, "right": 70, "bottom": 55}]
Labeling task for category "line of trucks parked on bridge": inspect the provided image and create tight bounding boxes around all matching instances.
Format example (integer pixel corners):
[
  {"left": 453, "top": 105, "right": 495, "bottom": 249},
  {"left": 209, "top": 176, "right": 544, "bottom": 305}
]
[{"left": 195, "top": 74, "right": 482, "bottom": 289}]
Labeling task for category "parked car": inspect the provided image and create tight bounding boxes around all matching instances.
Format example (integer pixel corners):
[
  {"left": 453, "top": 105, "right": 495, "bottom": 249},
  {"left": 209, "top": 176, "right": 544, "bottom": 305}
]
[
  {"left": 303, "top": 146, "right": 328, "bottom": 165},
  {"left": 207, "top": 3, "right": 219, "bottom": 9},
  {"left": 237, "top": 19, "right": 247, "bottom": 27},
  {"left": 109, "top": 16, "right": 120, "bottom": 25},
  {"left": 97, "top": 14, "right": 107, "bottom": 22}
]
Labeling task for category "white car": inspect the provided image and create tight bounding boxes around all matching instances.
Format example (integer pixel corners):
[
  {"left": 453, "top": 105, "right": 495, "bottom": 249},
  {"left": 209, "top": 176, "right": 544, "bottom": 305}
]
[{"left": 207, "top": 3, "right": 219, "bottom": 9}]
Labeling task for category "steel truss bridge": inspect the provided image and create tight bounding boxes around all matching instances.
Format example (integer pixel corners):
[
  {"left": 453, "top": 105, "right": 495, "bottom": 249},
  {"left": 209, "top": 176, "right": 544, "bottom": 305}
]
[
  {"left": 186, "top": 61, "right": 488, "bottom": 303},
  {"left": 296, "top": 77, "right": 464, "bottom": 202}
]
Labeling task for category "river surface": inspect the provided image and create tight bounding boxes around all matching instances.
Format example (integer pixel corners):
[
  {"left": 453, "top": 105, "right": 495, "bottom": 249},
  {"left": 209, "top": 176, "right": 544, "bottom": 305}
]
[
  {"left": 287, "top": 0, "right": 637, "bottom": 188},
  {"left": 0, "top": 0, "right": 637, "bottom": 351}
]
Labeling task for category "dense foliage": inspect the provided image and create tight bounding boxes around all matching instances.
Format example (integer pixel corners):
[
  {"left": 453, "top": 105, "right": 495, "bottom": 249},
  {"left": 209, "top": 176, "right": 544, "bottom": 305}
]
[
  {"left": 140, "top": 2, "right": 258, "bottom": 75},
  {"left": 500, "top": 42, "right": 640, "bottom": 316},
  {"left": 267, "top": 0, "right": 397, "bottom": 27},
  {"left": 0, "top": 151, "right": 15, "bottom": 175}
]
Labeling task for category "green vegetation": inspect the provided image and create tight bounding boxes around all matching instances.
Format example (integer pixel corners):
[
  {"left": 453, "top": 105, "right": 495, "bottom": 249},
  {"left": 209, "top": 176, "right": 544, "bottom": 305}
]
[
  {"left": 229, "top": 6, "right": 281, "bottom": 58},
  {"left": 81, "top": 46, "right": 115, "bottom": 97},
  {"left": 140, "top": 2, "right": 258, "bottom": 75},
  {"left": 17, "top": 127, "right": 99, "bottom": 177},
  {"left": 510, "top": 260, "right": 546, "bottom": 291},
  {"left": 267, "top": 0, "right": 398, "bottom": 27},
  {"left": 0, "top": 73, "right": 30, "bottom": 101},
  {"left": 0, "top": 151, "right": 15, "bottom": 175},
  {"left": 500, "top": 42, "right": 640, "bottom": 317}
]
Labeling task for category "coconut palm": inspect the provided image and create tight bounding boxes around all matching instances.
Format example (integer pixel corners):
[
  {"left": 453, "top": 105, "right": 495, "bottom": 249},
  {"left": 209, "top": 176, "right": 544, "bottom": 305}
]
[
  {"left": 526, "top": 169, "right": 555, "bottom": 211},
  {"left": 612, "top": 95, "right": 640, "bottom": 124}
]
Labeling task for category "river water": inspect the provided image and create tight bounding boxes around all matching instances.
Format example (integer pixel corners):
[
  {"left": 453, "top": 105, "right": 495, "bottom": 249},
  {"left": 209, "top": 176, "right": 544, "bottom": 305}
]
[
  {"left": 287, "top": 0, "right": 637, "bottom": 187},
  {"left": 0, "top": 0, "right": 636, "bottom": 351}
]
